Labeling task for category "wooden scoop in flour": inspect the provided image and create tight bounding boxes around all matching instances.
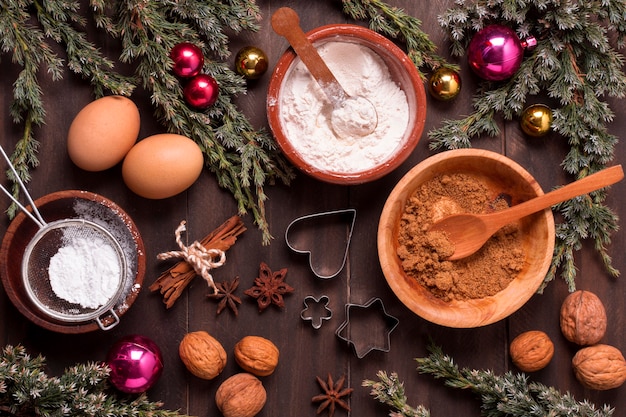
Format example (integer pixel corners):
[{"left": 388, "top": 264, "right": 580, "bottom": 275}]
[
  {"left": 429, "top": 164, "right": 624, "bottom": 261},
  {"left": 271, "top": 7, "right": 378, "bottom": 138}
]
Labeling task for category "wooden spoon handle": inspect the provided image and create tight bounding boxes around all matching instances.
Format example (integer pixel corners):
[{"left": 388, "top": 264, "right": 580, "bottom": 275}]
[
  {"left": 271, "top": 7, "right": 347, "bottom": 104},
  {"left": 492, "top": 165, "right": 624, "bottom": 227}
]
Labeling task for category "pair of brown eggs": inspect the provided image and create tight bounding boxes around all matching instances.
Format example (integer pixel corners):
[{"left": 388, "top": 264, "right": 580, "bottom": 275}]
[{"left": 66, "top": 95, "right": 204, "bottom": 199}]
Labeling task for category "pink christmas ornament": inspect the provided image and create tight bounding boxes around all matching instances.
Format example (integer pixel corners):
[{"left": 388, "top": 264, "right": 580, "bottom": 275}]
[
  {"left": 170, "top": 42, "right": 204, "bottom": 78},
  {"left": 184, "top": 73, "right": 219, "bottom": 109},
  {"left": 467, "top": 25, "right": 532, "bottom": 81},
  {"left": 106, "top": 334, "right": 164, "bottom": 394}
]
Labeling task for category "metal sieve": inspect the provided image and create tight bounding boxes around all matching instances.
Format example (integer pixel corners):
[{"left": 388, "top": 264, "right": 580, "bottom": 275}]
[
  {"left": 21, "top": 218, "right": 127, "bottom": 329},
  {"left": 0, "top": 145, "right": 127, "bottom": 331}
]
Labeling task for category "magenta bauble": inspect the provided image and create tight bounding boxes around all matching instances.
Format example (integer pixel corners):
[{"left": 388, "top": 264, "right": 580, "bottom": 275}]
[
  {"left": 170, "top": 42, "right": 204, "bottom": 78},
  {"left": 184, "top": 73, "right": 219, "bottom": 109},
  {"left": 106, "top": 334, "right": 164, "bottom": 394},
  {"left": 467, "top": 25, "right": 524, "bottom": 81}
]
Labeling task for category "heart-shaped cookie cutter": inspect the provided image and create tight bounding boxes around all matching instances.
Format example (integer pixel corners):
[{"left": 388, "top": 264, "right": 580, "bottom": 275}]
[{"left": 285, "top": 209, "right": 356, "bottom": 279}]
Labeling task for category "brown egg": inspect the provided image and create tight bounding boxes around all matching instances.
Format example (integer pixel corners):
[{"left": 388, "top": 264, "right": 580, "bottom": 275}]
[
  {"left": 67, "top": 95, "right": 140, "bottom": 171},
  {"left": 122, "top": 133, "right": 204, "bottom": 199}
]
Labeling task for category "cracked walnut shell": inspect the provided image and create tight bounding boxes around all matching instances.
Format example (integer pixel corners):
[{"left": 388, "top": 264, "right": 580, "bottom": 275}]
[
  {"left": 572, "top": 344, "right": 626, "bottom": 390},
  {"left": 179, "top": 331, "right": 227, "bottom": 380},
  {"left": 509, "top": 330, "right": 554, "bottom": 372},
  {"left": 234, "top": 335, "right": 279, "bottom": 376},
  {"left": 216, "top": 372, "right": 267, "bottom": 417},
  {"left": 560, "top": 290, "right": 607, "bottom": 346}
]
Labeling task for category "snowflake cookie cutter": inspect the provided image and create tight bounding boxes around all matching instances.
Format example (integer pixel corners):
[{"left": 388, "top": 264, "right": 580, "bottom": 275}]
[
  {"left": 285, "top": 209, "right": 356, "bottom": 280},
  {"left": 335, "top": 297, "right": 399, "bottom": 359},
  {"left": 300, "top": 295, "right": 333, "bottom": 329}
]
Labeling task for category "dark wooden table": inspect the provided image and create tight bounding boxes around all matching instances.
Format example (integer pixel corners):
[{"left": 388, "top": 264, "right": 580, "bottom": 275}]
[{"left": 1, "top": 1, "right": 626, "bottom": 416}]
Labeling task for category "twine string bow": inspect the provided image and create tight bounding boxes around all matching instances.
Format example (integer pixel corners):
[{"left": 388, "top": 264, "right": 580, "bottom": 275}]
[{"left": 157, "top": 220, "right": 225, "bottom": 293}]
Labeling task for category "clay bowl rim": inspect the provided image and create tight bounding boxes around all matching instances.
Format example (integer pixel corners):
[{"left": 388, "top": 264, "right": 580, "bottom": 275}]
[
  {"left": 0, "top": 190, "right": 146, "bottom": 334},
  {"left": 377, "top": 149, "right": 556, "bottom": 328},
  {"left": 267, "top": 23, "right": 427, "bottom": 185}
]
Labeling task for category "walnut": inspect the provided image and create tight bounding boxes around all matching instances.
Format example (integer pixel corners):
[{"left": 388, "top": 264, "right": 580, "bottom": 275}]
[
  {"left": 572, "top": 344, "right": 626, "bottom": 390},
  {"left": 509, "top": 330, "right": 554, "bottom": 372},
  {"left": 215, "top": 373, "right": 267, "bottom": 417},
  {"left": 179, "top": 331, "right": 227, "bottom": 380},
  {"left": 559, "top": 290, "right": 607, "bottom": 346},
  {"left": 234, "top": 335, "right": 279, "bottom": 376}
]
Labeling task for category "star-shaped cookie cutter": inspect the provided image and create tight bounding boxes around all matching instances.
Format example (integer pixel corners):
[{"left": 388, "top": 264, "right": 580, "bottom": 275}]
[
  {"left": 300, "top": 295, "right": 333, "bottom": 329},
  {"left": 335, "top": 297, "right": 399, "bottom": 359},
  {"left": 285, "top": 209, "right": 356, "bottom": 279}
]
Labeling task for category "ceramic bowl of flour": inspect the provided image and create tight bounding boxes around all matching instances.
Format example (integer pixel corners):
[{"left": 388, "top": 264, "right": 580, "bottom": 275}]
[
  {"left": 377, "top": 149, "right": 555, "bottom": 328},
  {"left": 267, "top": 24, "right": 427, "bottom": 184},
  {"left": 0, "top": 190, "right": 145, "bottom": 334}
]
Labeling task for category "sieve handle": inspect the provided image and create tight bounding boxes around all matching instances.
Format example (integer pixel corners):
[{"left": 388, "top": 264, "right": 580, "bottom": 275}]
[
  {"left": 0, "top": 184, "right": 45, "bottom": 228},
  {"left": 0, "top": 144, "right": 46, "bottom": 227},
  {"left": 96, "top": 309, "right": 120, "bottom": 331}
]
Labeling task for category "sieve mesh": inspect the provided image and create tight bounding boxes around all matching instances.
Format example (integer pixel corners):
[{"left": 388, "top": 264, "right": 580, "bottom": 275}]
[{"left": 22, "top": 219, "right": 127, "bottom": 327}]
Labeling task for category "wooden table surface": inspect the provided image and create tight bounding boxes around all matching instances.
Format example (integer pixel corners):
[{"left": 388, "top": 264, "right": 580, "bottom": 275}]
[{"left": 1, "top": 1, "right": 626, "bottom": 416}]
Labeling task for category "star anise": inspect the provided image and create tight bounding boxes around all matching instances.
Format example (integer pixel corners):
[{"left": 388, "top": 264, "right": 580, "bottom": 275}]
[
  {"left": 312, "top": 373, "right": 354, "bottom": 417},
  {"left": 244, "top": 262, "right": 294, "bottom": 312},
  {"left": 207, "top": 276, "right": 242, "bottom": 316}
]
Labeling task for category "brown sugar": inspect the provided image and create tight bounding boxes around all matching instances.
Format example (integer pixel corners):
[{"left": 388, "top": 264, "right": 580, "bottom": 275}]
[{"left": 397, "top": 173, "right": 525, "bottom": 301}]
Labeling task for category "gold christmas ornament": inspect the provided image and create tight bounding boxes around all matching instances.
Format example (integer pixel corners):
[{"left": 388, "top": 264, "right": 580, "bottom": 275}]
[
  {"left": 428, "top": 67, "right": 461, "bottom": 101},
  {"left": 520, "top": 104, "right": 553, "bottom": 137},
  {"left": 235, "top": 46, "right": 269, "bottom": 79}
]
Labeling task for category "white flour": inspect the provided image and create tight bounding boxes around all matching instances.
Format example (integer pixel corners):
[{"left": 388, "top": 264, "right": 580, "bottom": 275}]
[
  {"left": 279, "top": 41, "right": 409, "bottom": 174},
  {"left": 48, "top": 234, "right": 121, "bottom": 309}
]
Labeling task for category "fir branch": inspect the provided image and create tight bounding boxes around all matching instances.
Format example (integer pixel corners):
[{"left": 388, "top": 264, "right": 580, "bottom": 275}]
[
  {"left": 0, "top": 344, "right": 188, "bottom": 417},
  {"left": 340, "top": 0, "right": 457, "bottom": 75},
  {"left": 363, "top": 371, "right": 431, "bottom": 417},
  {"left": 430, "top": 0, "right": 626, "bottom": 290},
  {"left": 364, "top": 344, "right": 613, "bottom": 417},
  {"left": 1, "top": 1, "right": 61, "bottom": 217},
  {"left": 111, "top": 0, "right": 293, "bottom": 244},
  {"left": 414, "top": 344, "right": 615, "bottom": 417},
  {"left": 33, "top": 1, "right": 136, "bottom": 97}
]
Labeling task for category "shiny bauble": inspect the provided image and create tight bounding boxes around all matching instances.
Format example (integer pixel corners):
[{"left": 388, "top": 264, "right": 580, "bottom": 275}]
[
  {"left": 520, "top": 104, "right": 553, "bottom": 137},
  {"left": 184, "top": 74, "right": 219, "bottom": 109},
  {"left": 428, "top": 67, "right": 462, "bottom": 101},
  {"left": 235, "top": 46, "right": 269, "bottom": 80},
  {"left": 170, "top": 42, "right": 204, "bottom": 78},
  {"left": 107, "top": 334, "right": 164, "bottom": 393},
  {"left": 467, "top": 25, "right": 524, "bottom": 81}
]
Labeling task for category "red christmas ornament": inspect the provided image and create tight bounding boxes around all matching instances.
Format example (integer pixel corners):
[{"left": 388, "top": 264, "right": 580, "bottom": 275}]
[
  {"left": 184, "top": 74, "right": 219, "bottom": 109},
  {"left": 170, "top": 42, "right": 204, "bottom": 78},
  {"left": 467, "top": 25, "right": 535, "bottom": 81},
  {"left": 106, "top": 334, "right": 164, "bottom": 394}
]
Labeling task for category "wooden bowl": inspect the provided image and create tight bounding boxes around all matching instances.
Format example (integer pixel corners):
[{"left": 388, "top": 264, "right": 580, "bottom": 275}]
[
  {"left": 0, "top": 190, "right": 145, "bottom": 333},
  {"left": 267, "top": 24, "right": 427, "bottom": 184},
  {"left": 378, "top": 149, "right": 555, "bottom": 328}
]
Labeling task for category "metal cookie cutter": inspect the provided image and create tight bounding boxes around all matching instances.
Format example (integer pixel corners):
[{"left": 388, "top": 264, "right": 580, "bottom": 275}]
[
  {"left": 335, "top": 297, "right": 399, "bottom": 359},
  {"left": 300, "top": 295, "right": 333, "bottom": 329},
  {"left": 285, "top": 209, "right": 356, "bottom": 279}
]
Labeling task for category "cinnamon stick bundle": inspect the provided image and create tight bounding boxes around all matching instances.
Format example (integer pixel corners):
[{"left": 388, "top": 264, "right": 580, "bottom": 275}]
[{"left": 150, "top": 215, "right": 246, "bottom": 308}]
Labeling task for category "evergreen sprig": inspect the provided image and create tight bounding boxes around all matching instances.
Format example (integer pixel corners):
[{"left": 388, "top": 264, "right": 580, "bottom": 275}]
[
  {"left": 340, "top": 0, "right": 456, "bottom": 75},
  {"left": 430, "top": 0, "right": 626, "bottom": 291},
  {"left": 365, "top": 345, "right": 614, "bottom": 417},
  {"left": 103, "top": 0, "right": 295, "bottom": 244},
  {"left": 0, "top": 344, "right": 188, "bottom": 416},
  {"left": 363, "top": 371, "right": 431, "bottom": 417},
  {"left": 415, "top": 344, "right": 614, "bottom": 417}
]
